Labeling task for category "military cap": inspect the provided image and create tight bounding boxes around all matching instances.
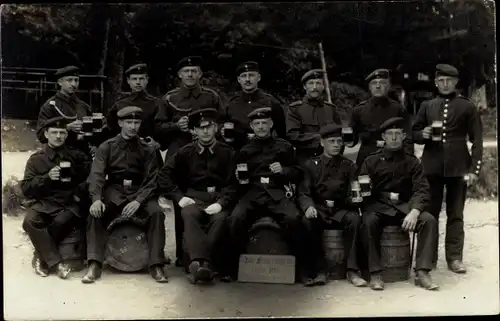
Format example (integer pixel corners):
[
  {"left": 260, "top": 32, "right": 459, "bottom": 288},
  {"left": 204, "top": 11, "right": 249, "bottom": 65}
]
[
  {"left": 54, "top": 66, "right": 80, "bottom": 79},
  {"left": 177, "top": 56, "right": 203, "bottom": 71},
  {"left": 248, "top": 107, "right": 272, "bottom": 121},
  {"left": 380, "top": 117, "right": 405, "bottom": 132},
  {"left": 319, "top": 123, "right": 343, "bottom": 138},
  {"left": 435, "top": 64, "right": 459, "bottom": 78},
  {"left": 188, "top": 108, "right": 218, "bottom": 129},
  {"left": 365, "top": 69, "right": 390, "bottom": 82},
  {"left": 236, "top": 61, "right": 259, "bottom": 76},
  {"left": 117, "top": 106, "right": 143, "bottom": 120},
  {"left": 41, "top": 116, "right": 72, "bottom": 130},
  {"left": 301, "top": 69, "right": 325, "bottom": 84},
  {"left": 125, "top": 63, "right": 148, "bottom": 76}
]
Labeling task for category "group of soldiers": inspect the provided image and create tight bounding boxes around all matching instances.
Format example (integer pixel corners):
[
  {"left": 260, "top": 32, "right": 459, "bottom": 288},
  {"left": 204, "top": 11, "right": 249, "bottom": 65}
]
[{"left": 21, "top": 56, "right": 483, "bottom": 292}]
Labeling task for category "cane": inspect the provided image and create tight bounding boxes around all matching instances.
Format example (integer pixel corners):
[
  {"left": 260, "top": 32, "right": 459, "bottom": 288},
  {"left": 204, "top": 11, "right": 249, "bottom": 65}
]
[{"left": 408, "top": 230, "right": 417, "bottom": 279}]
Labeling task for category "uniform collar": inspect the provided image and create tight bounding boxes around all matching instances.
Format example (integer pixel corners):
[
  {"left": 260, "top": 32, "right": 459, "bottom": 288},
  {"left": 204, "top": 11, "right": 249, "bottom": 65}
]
[
  {"left": 241, "top": 89, "right": 261, "bottom": 100},
  {"left": 254, "top": 135, "right": 274, "bottom": 145},
  {"left": 370, "top": 95, "right": 390, "bottom": 105},
  {"left": 437, "top": 92, "right": 458, "bottom": 100},
  {"left": 56, "top": 91, "right": 78, "bottom": 104},
  {"left": 130, "top": 90, "right": 149, "bottom": 100},
  {"left": 180, "top": 85, "right": 201, "bottom": 99},
  {"left": 320, "top": 154, "right": 341, "bottom": 166},
  {"left": 382, "top": 147, "right": 405, "bottom": 160},
  {"left": 117, "top": 134, "right": 140, "bottom": 149},
  {"left": 304, "top": 94, "right": 324, "bottom": 106},
  {"left": 197, "top": 140, "right": 217, "bottom": 155},
  {"left": 44, "top": 144, "right": 65, "bottom": 161}
]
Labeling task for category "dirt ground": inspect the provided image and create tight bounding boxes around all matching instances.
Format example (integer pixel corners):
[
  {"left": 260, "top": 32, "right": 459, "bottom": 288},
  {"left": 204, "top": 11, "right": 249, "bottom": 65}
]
[{"left": 2, "top": 150, "right": 500, "bottom": 319}]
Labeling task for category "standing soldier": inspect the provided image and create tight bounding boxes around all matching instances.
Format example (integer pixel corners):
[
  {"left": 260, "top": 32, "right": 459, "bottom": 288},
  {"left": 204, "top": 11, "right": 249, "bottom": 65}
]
[
  {"left": 83, "top": 106, "right": 168, "bottom": 284},
  {"left": 412, "top": 64, "right": 483, "bottom": 273},
  {"left": 154, "top": 56, "right": 223, "bottom": 267},
  {"left": 158, "top": 108, "right": 237, "bottom": 284},
  {"left": 36, "top": 66, "right": 99, "bottom": 157},
  {"left": 222, "top": 61, "right": 286, "bottom": 150},
  {"left": 347, "top": 69, "right": 414, "bottom": 168},
  {"left": 360, "top": 117, "right": 439, "bottom": 291},
  {"left": 287, "top": 69, "right": 343, "bottom": 164},
  {"left": 21, "top": 116, "right": 91, "bottom": 279},
  {"left": 298, "top": 123, "right": 366, "bottom": 287}
]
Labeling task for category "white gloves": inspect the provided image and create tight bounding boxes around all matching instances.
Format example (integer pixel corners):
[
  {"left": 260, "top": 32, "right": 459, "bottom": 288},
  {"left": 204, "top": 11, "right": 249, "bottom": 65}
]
[
  {"left": 204, "top": 203, "right": 222, "bottom": 215},
  {"left": 178, "top": 197, "right": 196, "bottom": 208}
]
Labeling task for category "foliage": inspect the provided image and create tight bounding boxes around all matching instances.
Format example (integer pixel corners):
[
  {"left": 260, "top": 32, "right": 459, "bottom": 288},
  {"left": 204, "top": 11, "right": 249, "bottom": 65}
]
[{"left": 467, "top": 147, "right": 498, "bottom": 200}]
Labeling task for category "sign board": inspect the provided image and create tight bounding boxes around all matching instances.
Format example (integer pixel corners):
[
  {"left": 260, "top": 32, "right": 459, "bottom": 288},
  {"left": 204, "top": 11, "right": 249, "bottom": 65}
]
[{"left": 237, "top": 254, "right": 296, "bottom": 284}]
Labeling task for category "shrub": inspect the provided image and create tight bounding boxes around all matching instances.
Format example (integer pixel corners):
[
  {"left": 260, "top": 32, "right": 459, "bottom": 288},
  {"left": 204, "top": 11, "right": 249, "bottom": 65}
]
[{"left": 467, "top": 147, "right": 498, "bottom": 200}]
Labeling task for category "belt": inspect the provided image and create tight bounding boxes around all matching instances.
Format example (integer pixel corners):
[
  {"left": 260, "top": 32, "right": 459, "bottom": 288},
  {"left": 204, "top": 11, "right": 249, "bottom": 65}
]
[
  {"left": 381, "top": 192, "right": 409, "bottom": 202},
  {"left": 107, "top": 176, "right": 142, "bottom": 186}
]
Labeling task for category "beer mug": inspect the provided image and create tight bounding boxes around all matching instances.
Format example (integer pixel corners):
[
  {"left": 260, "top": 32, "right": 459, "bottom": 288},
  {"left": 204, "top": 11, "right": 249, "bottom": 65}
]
[
  {"left": 59, "top": 161, "right": 72, "bottom": 183},
  {"left": 236, "top": 163, "right": 249, "bottom": 184},
  {"left": 92, "top": 113, "right": 104, "bottom": 133},
  {"left": 341, "top": 127, "right": 354, "bottom": 144},
  {"left": 431, "top": 121, "right": 443, "bottom": 141},
  {"left": 247, "top": 133, "right": 256, "bottom": 140},
  {"left": 325, "top": 200, "right": 335, "bottom": 208},
  {"left": 351, "top": 181, "right": 363, "bottom": 203},
  {"left": 223, "top": 122, "right": 235, "bottom": 140},
  {"left": 82, "top": 116, "right": 94, "bottom": 136},
  {"left": 358, "top": 175, "right": 372, "bottom": 197}
]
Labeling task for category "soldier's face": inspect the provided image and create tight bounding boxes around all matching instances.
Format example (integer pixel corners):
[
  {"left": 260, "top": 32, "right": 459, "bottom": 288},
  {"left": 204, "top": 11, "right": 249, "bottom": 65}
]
[
  {"left": 321, "top": 136, "right": 343, "bottom": 156},
  {"left": 382, "top": 128, "right": 406, "bottom": 150},
  {"left": 435, "top": 76, "right": 458, "bottom": 95},
  {"left": 194, "top": 121, "right": 217, "bottom": 144},
  {"left": 369, "top": 79, "right": 390, "bottom": 97},
  {"left": 58, "top": 76, "right": 79, "bottom": 94},
  {"left": 44, "top": 127, "right": 68, "bottom": 148},
  {"left": 127, "top": 74, "right": 149, "bottom": 93},
  {"left": 238, "top": 71, "right": 261, "bottom": 92},
  {"left": 178, "top": 66, "right": 202, "bottom": 87},
  {"left": 250, "top": 118, "right": 273, "bottom": 138},
  {"left": 304, "top": 79, "right": 325, "bottom": 99},
  {"left": 118, "top": 119, "right": 142, "bottom": 138}
]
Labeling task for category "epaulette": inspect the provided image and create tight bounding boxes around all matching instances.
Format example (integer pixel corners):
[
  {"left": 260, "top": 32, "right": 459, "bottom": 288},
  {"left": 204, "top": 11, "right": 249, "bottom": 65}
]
[
  {"left": 366, "top": 149, "right": 383, "bottom": 159},
  {"left": 274, "top": 137, "right": 293, "bottom": 148},
  {"left": 201, "top": 86, "right": 220, "bottom": 98},
  {"left": 144, "top": 92, "right": 158, "bottom": 101},
  {"left": 163, "top": 88, "right": 181, "bottom": 100},
  {"left": 289, "top": 100, "right": 302, "bottom": 107},
  {"left": 457, "top": 95, "right": 472, "bottom": 102},
  {"left": 354, "top": 99, "right": 369, "bottom": 109},
  {"left": 405, "top": 151, "right": 418, "bottom": 159},
  {"left": 115, "top": 92, "right": 130, "bottom": 101}
]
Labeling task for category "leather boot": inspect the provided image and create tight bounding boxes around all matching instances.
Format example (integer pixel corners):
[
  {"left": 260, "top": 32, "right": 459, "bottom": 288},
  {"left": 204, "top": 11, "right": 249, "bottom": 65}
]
[
  {"left": 313, "top": 272, "right": 328, "bottom": 286},
  {"left": 82, "top": 261, "right": 102, "bottom": 284},
  {"left": 414, "top": 270, "right": 439, "bottom": 290},
  {"left": 347, "top": 270, "right": 368, "bottom": 287},
  {"left": 56, "top": 262, "right": 71, "bottom": 279},
  {"left": 150, "top": 265, "right": 168, "bottom": 283},
  {"left": 448, "top": 260, "right": 467, "bottom": 274},
  {"left": 369, "top": 273, "right": 384, "bottom": 291},
  {"left": 32, "top": 255, "right": 49, "bottom": 277}
]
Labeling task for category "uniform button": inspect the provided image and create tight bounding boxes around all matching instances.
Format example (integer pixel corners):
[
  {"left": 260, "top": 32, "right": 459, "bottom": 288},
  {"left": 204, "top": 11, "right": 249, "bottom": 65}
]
[
  {"left": 444, "top": 109, "right": 448, "bottom": 112},
  {"left": 477, "top": 165, "right": 481, "bottom": 169},
  {"left": 443, "top": 133, "right": 446, "bottom": 137},
  {"left": 443, "top": 126, "right": 446, "bottom": 129},
  {"left": 445, "top": 99, "right": 449, "bottom": 102},
  {"left": 475, "top": 170, "right": 479, "bottom": 174},
  {"left": 443, "top": 139, "right": 447, "bottom": 143},
  {"left": 445, "top": 104, "right": 449, "bottom": 107},
  {"left": 478, "top": 160, "right": 482, "bottom": 164},
  {"left": 443, "top": 120, "right": 447, "bottom": 124}
]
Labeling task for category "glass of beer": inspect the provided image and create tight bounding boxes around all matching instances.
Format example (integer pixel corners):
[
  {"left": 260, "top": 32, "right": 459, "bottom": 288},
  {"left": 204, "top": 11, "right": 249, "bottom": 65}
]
[
  {"left": 92, "top": 113, "right": 104, "bottom": 133},
  {"left": 82, "top": 116, "right": 94, "bottom": 137},
  {"left": 247, "top": 133, "right": 256, "bottom": 140},
  {"left": 223, "top": 122, "right": 235, "bottom": 140},
  {"left": 358, "top": 175, "right": 372, "bottom": 197},
  {"left": 351, "top": 181, "right": 362, "bottom": 203},
  {"left": 341, "top": 127, "right": 354, "bottom": 144},
  {"left": 431, "top": 121, "right": 443, "bottom": 141},
  {"left": 236, "top": 163, "right": 249, "bottom": 184},
  {"left": 59, "top": 161, "right": 72, "bottom": 183}
]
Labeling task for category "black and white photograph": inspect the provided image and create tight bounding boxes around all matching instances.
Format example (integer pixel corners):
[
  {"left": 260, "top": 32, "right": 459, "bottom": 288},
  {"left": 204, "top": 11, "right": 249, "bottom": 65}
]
[{"left": 1, "top": 1, "right": 498, "bottom": 319}]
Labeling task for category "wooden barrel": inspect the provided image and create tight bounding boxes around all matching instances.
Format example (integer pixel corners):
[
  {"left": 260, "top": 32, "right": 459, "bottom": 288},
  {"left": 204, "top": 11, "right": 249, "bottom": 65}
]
[
  {"left": 245, "top": 217, "right": 289, "bottom": 255},
  {"left": 58, "top": 227, "right": 85, "bottom": 271},
  {"left": 323, "top": 229, "right": 346, "bottom": 280},
  {"left": 104, "top": 223, "right": 149, "bottom": 272},
  {"left": 380, "top": 225, "right": 410, "bottom": 283}
]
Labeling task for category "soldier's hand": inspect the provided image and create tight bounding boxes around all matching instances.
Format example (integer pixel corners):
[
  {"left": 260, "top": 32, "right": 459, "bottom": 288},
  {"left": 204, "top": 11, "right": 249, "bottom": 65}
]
[
  {"left": 178, "top": 196, "right": 196, "bottom": 208},
  {"left": 204, "top": 203, "right": 222, "bottom": 215},
  {"left": 121, "top": 200, "right": 141, "bottom": 218},
  {"left": 345, "top": 141, "right": 355, "bottom": 148},
  {"left": 466, "top": 173, "right": 479, "bottom": 185},
  {"left": 48, "top": 166, "right": 61, "bottom": 181},
  {"left": 422, "top": 126, "right": 432, "bottom": 139},
  {"left": 269, "top": 162, "right": 283, "bottom": 174},
  {"left": 177, "top": 116, "right": 189, "bottom": 132},
  {"left": 67, "top": 119, "right": 83, "bottom": 132},
  {"left": 90, "top": 200, "right": 106, "bottom": 218},
  {"left": 402, "top": 209, "right": 420, "bottom": 232},
  {"left": 305, "top": 206, "right": 317, "bottom": 219}
]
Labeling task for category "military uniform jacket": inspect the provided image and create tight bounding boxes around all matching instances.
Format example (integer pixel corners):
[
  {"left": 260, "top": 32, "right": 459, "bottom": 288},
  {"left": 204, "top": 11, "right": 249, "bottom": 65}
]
[
  {"left": 157, "top": 141, "right": 238, "bottom": 208},
  {"left": 359, "top": 149, "right": 430, "bottom": 216},
  {"left": 224, "top": 89, "right": 286, "bottom": 150},
  {"left": 88, "top": 134, "right": 159, "bottom": 206},
  {"left": 234, "top": 136, "right": 302, "bottom": 202},
  {"left": 106, "top": 91, "right": 159, "bottom": 139},
  {"left": 20, "top": 145, "right": 91, "bottom": 216},
  {"left": 154, "top": 85, "right": 223, "bottom": 151},
  {"left": 36, "top": 92, "right": 93, "bottom": 155},
  {"left": 412, "top": 93, "right": 483, "bottom": 177},
  {"left": 298, "top": 155, "right": 358, "bottom": 223},
  {"left": 349, "top": 96, "right": 413, "bottom": 166},
  {"left": 286, "top": 96, "right": 342, "bottom": 156}
]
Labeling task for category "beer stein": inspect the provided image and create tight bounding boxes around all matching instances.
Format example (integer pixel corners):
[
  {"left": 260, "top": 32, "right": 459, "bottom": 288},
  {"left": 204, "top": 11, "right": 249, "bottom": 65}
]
[
  {"left": 350, "top": 181, "right": 363, "bottom": 203},
  {"left": 236, "top": 163, "right": 249, "bottom": 184},
  {"left": 92, "top": 113, "right": 104, "bottom": 133},
  {"left": 82, "top": 116, "right": 94, "bottom": 137},
  {"left": 341, "top": 127, "right": 354, "bottom": 144},
  {"left": 59, "top": 161, "right": 72, "bottom": 183},
  {"left": 325, "top": 200, "right": 335, "bottom": 208},
  {"left": 431, "top": 120, "right": 443, "bottom": 141},
  {"left": 223, "top": 122, "right": 236, "bottom": 140},
  {"left": 358, "top": 175, "right": 372, "bottom": 197}
]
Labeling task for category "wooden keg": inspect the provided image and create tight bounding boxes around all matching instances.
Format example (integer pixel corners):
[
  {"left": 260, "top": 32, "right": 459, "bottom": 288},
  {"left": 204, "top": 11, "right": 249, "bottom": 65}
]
[
  {"left": 245, "top": 217, "right": 290, "bottom": 255},
  {"left": 58, "top": 227, "right": 85, "bottom": 271},
  {"left": 380, "top": 225, "right": 411, "bottom": 283},
  {"left": 104, "top": 222, "right": 149, "bottom": 272},
  {"left": 322, "top": 229, "right": 346, "bottom": 280}
]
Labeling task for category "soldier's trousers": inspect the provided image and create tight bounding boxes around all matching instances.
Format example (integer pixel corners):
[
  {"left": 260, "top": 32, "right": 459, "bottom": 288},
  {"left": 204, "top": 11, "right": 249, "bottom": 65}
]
[
  {"left": 172, "top": 201, "right": 185, "bottom": 261},
  {"left": 86, "top": 199, "right": 166, "bottom": 267},
  {"left": 427, "top": 175, "right": 467, "bottom": 264},
  {"left": 23, "top": 208, "right": 80, "bottom": 268},
  {"left": 361, "top": 211, "right": 437, "bottom": 273},
  {"left": 302, "top": 212, "right": 361, "bottom": 276}
]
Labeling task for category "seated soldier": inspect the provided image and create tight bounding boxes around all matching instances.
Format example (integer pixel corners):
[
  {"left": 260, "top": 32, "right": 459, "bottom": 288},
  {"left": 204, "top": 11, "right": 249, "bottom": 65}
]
[
  {"left": 227, "top": 107, "right": 304, "bottom": 279},
  {"left": 158, "top": 108, "right": 237, "bottom": 284},
  {"left": 21, "top": 116, "right": 91, "bottom": 279},
  {"left": 83, "top": 106, "right": 168, "bottom": 284},
  {"left": 298, "top": 124, "right": 367, "bottom": 287},
  {"left": 359, "top": 117, "right": 439, "bottom": 291}
]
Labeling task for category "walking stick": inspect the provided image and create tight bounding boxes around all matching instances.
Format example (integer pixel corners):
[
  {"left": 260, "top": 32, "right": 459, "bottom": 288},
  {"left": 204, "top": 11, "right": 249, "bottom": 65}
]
[{"left": 409, "top": 230, "right": 416, "bottom": 279}]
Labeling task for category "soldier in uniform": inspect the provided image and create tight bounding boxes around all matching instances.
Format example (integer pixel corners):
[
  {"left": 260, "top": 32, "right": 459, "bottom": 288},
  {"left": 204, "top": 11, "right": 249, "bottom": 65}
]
[
  {"left": 222, "top": 61, "right": 286, "bottom": 150},
  {"left": 21, "top": 116, "right": 91, "bottom": 279},
  {"left": 158, "top": 108, "right": 237, "bottom": 284},
  {"left": 36, "top": 66, "right": 98, "bottom": 157},
  {"left": 359, "top": 117, "right": 439, "bottom": 291},
  {"left": 298, "top": 123, "right": 367, "bottom": 287},
  {"left": 226, "top": 107, "right": 304, "bottom": 279},
  {"left": 155, "top": 56, "right": 223, "bottom": 267},
  {"left": 412, "top": 64, "right": 483, "bottom": 273},
  {"left": 347, "top": 69, "right": 414, "bottom": 168},
  {"left": 287, "top": 69, "right": 343, "bottom": 164},
  {"left": 83, "top": 106, "right": 168, "bottom": 284}
]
